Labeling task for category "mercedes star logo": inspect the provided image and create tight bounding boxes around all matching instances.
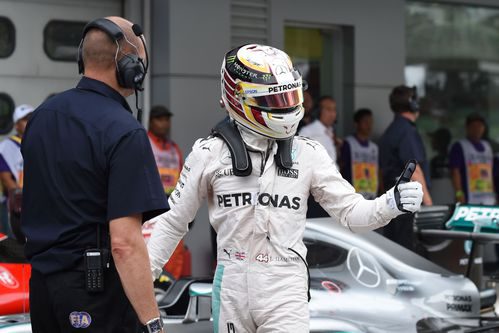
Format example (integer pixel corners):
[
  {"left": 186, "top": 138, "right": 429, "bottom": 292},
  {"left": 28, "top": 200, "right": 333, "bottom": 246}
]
[{"left": 346, "top": 247, "right": 381, "bottom": 288}]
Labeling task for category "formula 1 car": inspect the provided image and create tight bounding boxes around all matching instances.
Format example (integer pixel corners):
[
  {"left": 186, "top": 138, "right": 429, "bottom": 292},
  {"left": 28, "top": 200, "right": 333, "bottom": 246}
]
[{"left": 1, "top": 217, "right": 498, "bottom": 332}]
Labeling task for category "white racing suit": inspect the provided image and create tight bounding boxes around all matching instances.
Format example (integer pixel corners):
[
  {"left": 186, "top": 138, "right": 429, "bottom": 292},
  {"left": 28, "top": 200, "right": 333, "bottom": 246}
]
[{"left": 147, "top": 127, "right": 402, "bottom": 333}]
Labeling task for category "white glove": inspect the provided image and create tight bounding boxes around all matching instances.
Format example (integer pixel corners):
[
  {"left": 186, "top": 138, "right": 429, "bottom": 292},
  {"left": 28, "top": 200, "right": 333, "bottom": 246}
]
[{"left": 386, "top": 181, "right": 423, "bottom": 214}]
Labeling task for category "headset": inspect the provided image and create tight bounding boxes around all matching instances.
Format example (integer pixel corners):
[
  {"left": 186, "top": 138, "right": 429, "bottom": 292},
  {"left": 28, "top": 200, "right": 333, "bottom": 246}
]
[
  {"left": 77, "top": 18, "right": 149, "bottom": 91},
  {"left": 389, "top": 86, "right": 420, "bottom": 113},
  {"left": 408, "top": 86, "right": 420, "bottom": 113}
]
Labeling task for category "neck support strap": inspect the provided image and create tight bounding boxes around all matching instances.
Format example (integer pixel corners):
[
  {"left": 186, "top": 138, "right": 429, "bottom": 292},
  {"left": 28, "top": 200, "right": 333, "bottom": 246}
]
[{"left": 211, "top": 120, "right": 294, "bottom": 177}]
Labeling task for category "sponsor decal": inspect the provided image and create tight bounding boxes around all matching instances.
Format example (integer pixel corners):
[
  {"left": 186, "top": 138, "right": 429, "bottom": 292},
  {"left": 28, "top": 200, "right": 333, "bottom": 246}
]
[
  {"left": 216, "top": 192, "right": 301, "bottom": 210},
  {"left": 445, "top": 295, "right": 473, "bottom": 313},
  {"left": 386, "top": 279, "right": 418, "bottom": 293},
  {"left": 268, "top": 82, "right": 302, "bottom": 94},
  {"left": 233, "top": 62, "right": 258, "bottom": 79},
  {"left": 273, "top": 64, "right": 288, "bottom": 75},
  {"left": 215, "top": 168, "right": 234, "bottom": 179},
  {"left": 447, "top": 205, "right": 499, "bottom": 231},
  {"left": 346, "top": 248, "right": 380, "bottom": 288},
  {"left": 277, "top": 168, "right": 299, "bottom": 179},
  {"left": 258, "top": 193, "right": 300, "bottom": 210},
  {"left": 217, "top": 192, "right": 253, "bottom": 207},
  {"left": 0, "top": 266, "right": 19, "bottom": 289},
  {"left": 255, "top": 253, "right": 299, "bottom": 263},
  {"left": 261, "top": 74, "right": 272, "bottom": 82},
  {"left": 69, "top": 311, "right": 92, "bottom": 328}
]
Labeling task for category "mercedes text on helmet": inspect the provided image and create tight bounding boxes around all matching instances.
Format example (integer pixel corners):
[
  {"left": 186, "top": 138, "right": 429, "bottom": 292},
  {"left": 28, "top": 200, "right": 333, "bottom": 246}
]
[{"left": 221, "top": 44, "right": 304, "bottom": 139}]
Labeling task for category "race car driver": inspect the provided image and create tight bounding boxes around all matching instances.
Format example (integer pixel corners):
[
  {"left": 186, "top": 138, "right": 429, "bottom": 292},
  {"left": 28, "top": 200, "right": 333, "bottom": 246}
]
[{"left": 147, "top": 44, "right": 424, "bottom": 333}]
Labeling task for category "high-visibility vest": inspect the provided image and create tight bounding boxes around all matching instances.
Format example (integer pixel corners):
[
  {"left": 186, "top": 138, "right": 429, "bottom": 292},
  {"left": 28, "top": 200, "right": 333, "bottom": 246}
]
[
  {"left": 459, "top": 139, "right": 495, "bottom": 205},
  {"left": 345, "top": 135, "right": 378, "bottom": 199}
]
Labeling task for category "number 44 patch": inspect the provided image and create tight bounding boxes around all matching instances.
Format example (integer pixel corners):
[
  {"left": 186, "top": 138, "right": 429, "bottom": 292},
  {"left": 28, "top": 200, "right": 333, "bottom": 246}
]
[{"left": 255, "top": 253, "right": 269, "bottom": 263}]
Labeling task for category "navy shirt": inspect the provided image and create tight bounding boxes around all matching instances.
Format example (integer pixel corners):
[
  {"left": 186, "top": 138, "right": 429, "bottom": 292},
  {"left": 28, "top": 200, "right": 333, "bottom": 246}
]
[
  {"left": 379, "top": 114, "right": 430, "bottom": 189},
  {"left": 21, "top": 77, "right": 168, "bottom": 274}
]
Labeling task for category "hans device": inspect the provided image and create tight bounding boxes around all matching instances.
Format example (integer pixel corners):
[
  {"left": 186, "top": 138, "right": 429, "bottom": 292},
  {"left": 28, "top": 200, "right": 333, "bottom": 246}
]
[{"left": 394, "top": 159, "right": 417, "bottom": 213}]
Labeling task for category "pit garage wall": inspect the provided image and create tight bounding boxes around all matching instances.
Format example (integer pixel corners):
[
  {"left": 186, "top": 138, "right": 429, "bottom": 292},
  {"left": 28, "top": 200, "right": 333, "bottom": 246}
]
[
  {"left": 150, "top": 0, "right": 231, "bottom": 276},
  {"left": 270, "top": 0, "right": 406, "bottom": 139}
]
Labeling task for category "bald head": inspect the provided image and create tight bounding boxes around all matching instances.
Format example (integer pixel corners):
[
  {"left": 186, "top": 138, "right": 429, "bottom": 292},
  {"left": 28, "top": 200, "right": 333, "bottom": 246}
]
[{"left": 81, "top": 16, "right": 146, "bottom": 74}]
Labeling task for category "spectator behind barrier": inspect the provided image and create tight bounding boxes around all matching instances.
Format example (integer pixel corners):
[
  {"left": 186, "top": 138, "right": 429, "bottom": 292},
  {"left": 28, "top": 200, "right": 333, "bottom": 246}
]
[
  {"left": 340, "top": 108, "right": 381, "bottom": 199},
  {"left": 0, "top": 104, "right": 34, "bottom": 239},
  {"left": 147, "top": 105, "right": 189, "bottom": 280},
  {"left": 448, "top": 113, "right": 495, "bottom": 205},
  {"left": 299, "top": 95, "right": 340, "bottom": 165}
]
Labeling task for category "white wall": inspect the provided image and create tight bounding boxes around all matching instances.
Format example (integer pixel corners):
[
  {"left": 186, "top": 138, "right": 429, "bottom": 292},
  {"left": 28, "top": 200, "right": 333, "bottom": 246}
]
[{"left": 151, "top": 0, "right": 230, "bottom": 276}]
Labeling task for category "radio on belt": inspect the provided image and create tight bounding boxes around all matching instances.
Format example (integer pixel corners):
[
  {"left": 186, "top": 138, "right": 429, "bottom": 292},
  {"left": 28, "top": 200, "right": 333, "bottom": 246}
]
[{"left": 85, "top": 249, "right": 104, "bottom": 292}]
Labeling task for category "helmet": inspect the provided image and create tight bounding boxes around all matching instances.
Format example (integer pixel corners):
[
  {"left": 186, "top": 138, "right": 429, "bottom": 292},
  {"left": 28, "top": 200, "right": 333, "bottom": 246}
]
[{"left": 221, "top": 44, "right": 304, "bottom": 139}]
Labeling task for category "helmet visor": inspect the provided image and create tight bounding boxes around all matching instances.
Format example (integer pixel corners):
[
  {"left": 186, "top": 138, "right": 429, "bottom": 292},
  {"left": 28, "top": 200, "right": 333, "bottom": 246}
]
[
  {"left": 238, "top": 80, "right": 304, "bottom": 109},
  {"left": 245, "top": 90, "right": 303, "bottom": 109}
]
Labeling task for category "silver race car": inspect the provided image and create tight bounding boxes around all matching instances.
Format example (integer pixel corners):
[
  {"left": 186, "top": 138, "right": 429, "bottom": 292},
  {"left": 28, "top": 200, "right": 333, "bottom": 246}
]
[{"left": 1, "top": 217, "right": 497, "bottom": 332}]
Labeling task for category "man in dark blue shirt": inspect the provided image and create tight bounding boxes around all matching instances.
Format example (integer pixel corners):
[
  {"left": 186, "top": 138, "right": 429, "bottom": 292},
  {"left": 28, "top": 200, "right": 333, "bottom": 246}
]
[
  {"left": 22, "top": 16, "right": 167, "bottom": 333},
  {"left": 379, "top": 85, "right": 433, "bottom": 250}
]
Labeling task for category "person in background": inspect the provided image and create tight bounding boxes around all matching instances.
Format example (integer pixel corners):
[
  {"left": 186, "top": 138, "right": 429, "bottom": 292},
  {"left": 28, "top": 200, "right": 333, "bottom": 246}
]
[
  {"left": 0, "top": 104, "right": 34, "bottom": 237},
  {"left": 449, "top": 113, "right": 495, "bottom": 205},
  {"left": 297, "top": 90, "right": 314, "bottom": 132},
  {"left": 299, "top": 95, "right": 339, "bottom": 165},
  {"left": 147, "top": 105, "right": 187, "bottom": 280},
  {"left": 299, "top": 95, "right": 340, "bottom": 217},
  {"left": 340, "top": 108, "right": 380, "bottom": 199},
  {"left": 380, "top": 85, "right": 433, "bottom": 250}
]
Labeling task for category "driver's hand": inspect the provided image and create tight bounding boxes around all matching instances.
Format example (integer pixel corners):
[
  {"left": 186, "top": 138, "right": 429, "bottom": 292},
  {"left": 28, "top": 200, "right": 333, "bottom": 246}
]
[{"left": 396, "top": 181, "right": 423, "bottom": 213}]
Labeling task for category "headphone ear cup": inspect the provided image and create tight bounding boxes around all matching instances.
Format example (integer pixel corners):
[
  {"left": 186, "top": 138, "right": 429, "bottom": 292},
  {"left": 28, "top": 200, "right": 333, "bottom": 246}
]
[
  {"left": 117, "top": 54, "right": 145, "bottom": 89},
  {"left": 409, "top": 98, "right": 420, "bottom": 113},
  {"left": 77, "top": 40, "right": 84, "bottom": 74}
]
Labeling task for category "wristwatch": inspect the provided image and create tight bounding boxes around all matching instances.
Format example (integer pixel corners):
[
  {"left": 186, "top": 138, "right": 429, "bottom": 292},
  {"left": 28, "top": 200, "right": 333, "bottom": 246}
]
[{"left": 143, "top": 317, "right": 163, "bottom": 333}]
